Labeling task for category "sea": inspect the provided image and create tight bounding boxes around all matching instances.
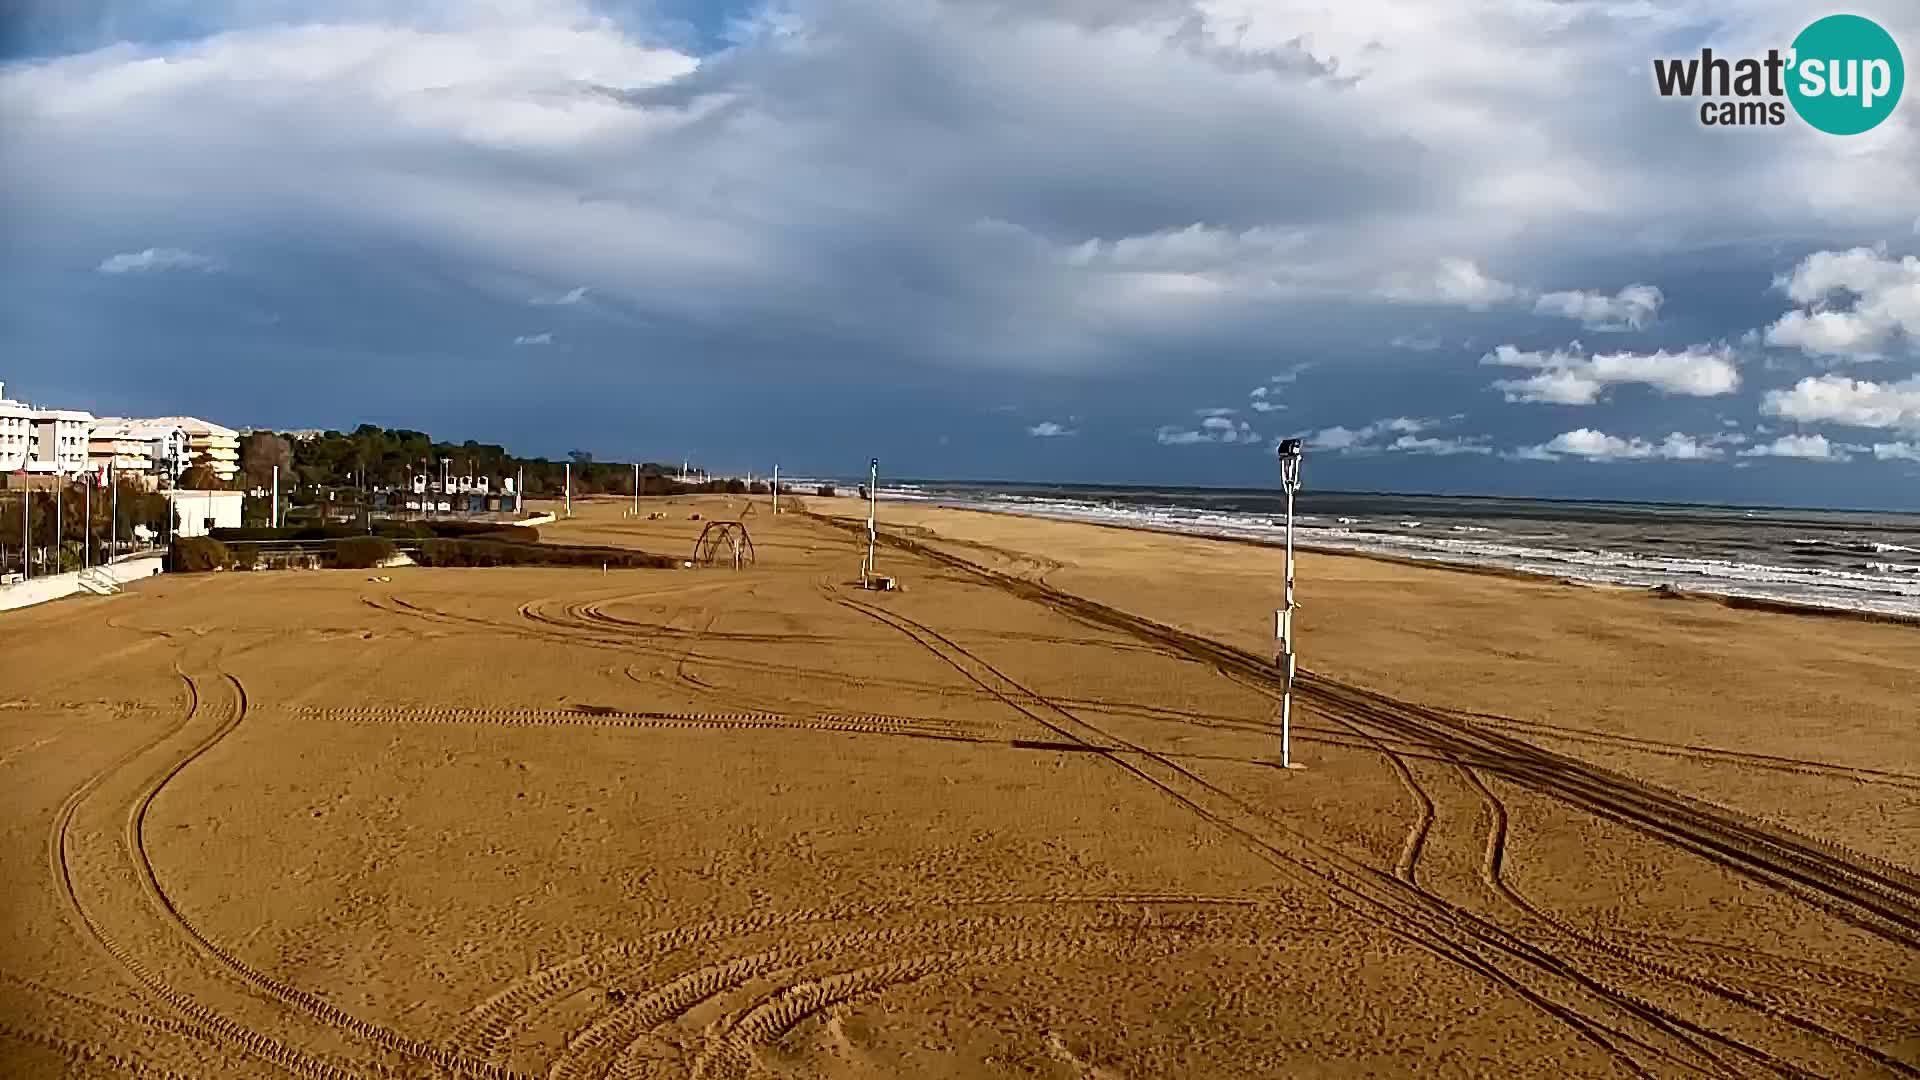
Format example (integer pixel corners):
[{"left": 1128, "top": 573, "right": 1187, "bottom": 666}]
[{"left": 876, "top": 482, "right": 1920, "bottom": 620}]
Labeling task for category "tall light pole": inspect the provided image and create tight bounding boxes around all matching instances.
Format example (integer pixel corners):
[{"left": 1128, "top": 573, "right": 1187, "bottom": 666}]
[
  {"left": 863, "top": 457, "right": 878, "bottom": 584},
  {"left": 632, "top": 462, "right": 640, "bottom": 517},
  {"left": 564, "top": 462, "right": 572, "bottom": 518},
  {"left": 1276, "top": 438, "right": 1304, "bottom": 770},
  {"left": 772, "top": 464, "right": 779, "bottom": 514}
]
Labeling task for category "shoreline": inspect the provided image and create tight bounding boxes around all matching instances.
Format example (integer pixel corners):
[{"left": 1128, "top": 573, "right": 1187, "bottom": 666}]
[{"left": 892, "top": 497, "right": 1920, "bottom": 630}]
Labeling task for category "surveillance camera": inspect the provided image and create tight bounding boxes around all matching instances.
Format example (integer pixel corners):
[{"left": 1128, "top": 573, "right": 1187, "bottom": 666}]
[{"left": 1278, "top": 438, "right": 1303, "bottom": 457}]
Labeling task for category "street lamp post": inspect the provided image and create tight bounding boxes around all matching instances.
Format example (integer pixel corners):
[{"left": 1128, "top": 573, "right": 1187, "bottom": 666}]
[
  {"left": 863, "top": 457, "right": 879, "bottom": 585},
  {"left": 1276, "top": 438, "right": 1304, "bottom": 770}
]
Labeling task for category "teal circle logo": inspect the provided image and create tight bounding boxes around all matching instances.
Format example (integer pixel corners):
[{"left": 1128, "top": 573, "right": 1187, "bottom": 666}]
[{"left": 1787, "top": 14, "right": 1904, "bottom": 135}]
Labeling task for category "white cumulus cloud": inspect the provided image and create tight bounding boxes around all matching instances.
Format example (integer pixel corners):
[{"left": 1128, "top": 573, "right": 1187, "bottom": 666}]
[
  {"left": 1740, "top": 433, "right": 1846, "bottom": 461},
  {"left": 96, "top": 247, "right": 220, "bottom": 274},
  {"left": 1027, "top": 420, "right": 1074, "bottom": 437},
  {"left": 1483, "top": 342, "right": 1739, "bottom": 404},
  {"left": 1521, "top": 428, "right": 1722, "bottom": 462},
  {"left": 1304, "top": 416, "right": 1443, "bottom": 454},
  {"left": 1379, "top": 259, "right": 1520, "bottom": 310},
  {"left": 1157, "top": 416, "right": 1261, "bottom": 445},
  {"left": 1763, "top": 248, "right": 1920, "bottom": 361},
  {"left": 1875, "top": 442, "right": 1920, "bottom": 461},
  {"left": 513, "top": 332, "right": 553, "bottom": 346},
  {"left": 1760, "top": 375, "right": 1920, "bottom": 432},
  {"left": 1389, "top": 435, "right": 1492, "bottom": 456},
  {"left": 1533, "top": 283, "right": 1663, "bottom": 331}
]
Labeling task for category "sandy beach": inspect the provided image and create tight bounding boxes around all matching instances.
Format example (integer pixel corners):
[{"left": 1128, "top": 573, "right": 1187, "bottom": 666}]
[{"left": 2, "top": 493, "right": 1915, "bottom": 1078}]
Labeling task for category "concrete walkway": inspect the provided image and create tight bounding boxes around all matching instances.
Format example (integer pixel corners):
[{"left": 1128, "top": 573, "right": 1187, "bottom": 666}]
[{"left": 0, "top": 554, "right": 166, "bottom": 613}]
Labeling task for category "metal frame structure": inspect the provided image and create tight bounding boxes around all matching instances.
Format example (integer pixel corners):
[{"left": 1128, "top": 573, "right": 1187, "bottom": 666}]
[
  {"left": 1276, "top": 438, "right": 1304, "bottom": 770},
  {"left": 692, "top": 521, "right": 756, "bottom": 569}
]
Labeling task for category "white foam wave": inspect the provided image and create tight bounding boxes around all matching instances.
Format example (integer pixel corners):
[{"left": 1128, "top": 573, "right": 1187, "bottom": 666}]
[{"left": 904, "top": 492, "right": 1920, "bottom": 619}]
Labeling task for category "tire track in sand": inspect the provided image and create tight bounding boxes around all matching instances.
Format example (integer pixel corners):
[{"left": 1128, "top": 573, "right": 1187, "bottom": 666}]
[
  {"left": 1217, "top": 667, "right": 1435, "bottom": 887},
  {"left": 1454, "top": 765, "right": 1917, "bottom": 1078},
  {"left": 293, "top": 704, "right": 1006, "bottom": 745},
  {"left": 684, "top": 936, "right": 1118, "bottom": 1080},
  {"left": 1446, "top": 708, "right": 1920, "bottom": 791},
  {"left": 824, "top": 580, "right": 1808, "bottom": 1080},
  {"left": 561, "top": 906, "right": 1289, "bottom": 1080},
  {"left": 50, "top": 652, "right": 534, "bottom": 1080},
  {"left": 853, "top": 519, "right": 1920, "bottom": 954},
  {"left": 128, "top": 672, "right": 534, "bottom": 1078},
  {"left": 448, "top": 893, "right": 1270, "bottom": 1065},
  {"left": 1236, "top": 653, "right": 1856, "bottom": 1076},
  {"left": 0, "top": 1019, "right": 218, "bottom": 1080},
  {"left": 49, "top": 665, "right": 366, "bottom": 1079},
  {"left": 842, "top": 521, "right": 1920, "bottom": 1078}
]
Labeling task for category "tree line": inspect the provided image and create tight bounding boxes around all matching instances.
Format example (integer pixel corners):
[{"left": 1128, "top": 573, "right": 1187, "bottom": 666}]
[
  {"left": 218, "top": 425, "right": 718, "bottom": 498},
  {"left": 2, "top": 481, "right": 172, "bottom": 575}
]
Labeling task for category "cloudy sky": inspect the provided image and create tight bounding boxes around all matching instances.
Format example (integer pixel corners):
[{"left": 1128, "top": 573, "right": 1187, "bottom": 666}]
[{"left": 4, "top": 1, "right": 1919, "bottom": 507}]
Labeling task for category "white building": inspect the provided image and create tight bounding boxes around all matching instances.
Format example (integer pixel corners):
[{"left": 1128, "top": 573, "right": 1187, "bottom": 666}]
[
  {"left": 0, "top": 383, "right": 94, "bottom": 476},
  {"left": 122, "top": 415, "right": 239, "bottom": 481},
  {"left": 30, "top": 408, "right": 95, "bottom": 474},
  {"left": 90, "top": 418, "right": 189, "bottom": 484},
  {"left": 0, "top": 384, "right": 29, "bottom": 473},
  {"left": 169, "top": 489, "right": 244, "bottom": 537}
]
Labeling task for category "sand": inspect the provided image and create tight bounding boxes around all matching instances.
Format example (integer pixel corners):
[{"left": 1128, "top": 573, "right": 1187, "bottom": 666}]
[{"left": 1, "top": 493, "right": 1915, "bottom": 1079}]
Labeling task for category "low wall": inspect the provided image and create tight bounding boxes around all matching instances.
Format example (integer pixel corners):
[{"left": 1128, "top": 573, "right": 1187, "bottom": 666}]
[
  {"left": 515, "top": 513, "right": 557, "bottom": 527},
  {"left": 0, "top": 555, "right": 166, "bottom": 613}
]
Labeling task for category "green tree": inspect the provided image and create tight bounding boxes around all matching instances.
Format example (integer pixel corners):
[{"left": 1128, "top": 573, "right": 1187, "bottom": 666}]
[
  {"left": 178, "top": 453, "right": 225, "bottom": 491},
  {"left": 240, "top": 432, "right": 293, "bottom": 492}
]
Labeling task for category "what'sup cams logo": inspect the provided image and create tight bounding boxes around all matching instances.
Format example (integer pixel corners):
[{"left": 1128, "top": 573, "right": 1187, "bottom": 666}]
[{"left": 1654, "top": 14, "right": 1903, "bottom": 133}]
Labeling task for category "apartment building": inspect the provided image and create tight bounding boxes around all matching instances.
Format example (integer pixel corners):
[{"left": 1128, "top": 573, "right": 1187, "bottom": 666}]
[
  {"left": 89, "top": 418, "right": 189, "bottom": 484},
  {"left": 0, "top": 384, "right": 28, "bottom": 472},
  {"left": 0, "top": 382, "right": 94, "bottom": 475},
  {"left": 124, "top": 416, "right": 240, "bottom": 481}
]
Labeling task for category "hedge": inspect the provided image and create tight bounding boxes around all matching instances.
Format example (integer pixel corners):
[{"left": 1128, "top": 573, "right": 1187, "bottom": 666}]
[
  {"left": 213, "top": 525, "right": 358, "bottom": 542},
  {"left": 415, "top": 539, "right": 675, "bottom": 569},
  {"left": 170, "top": 537, "right": 232, "bottom": 572},
  {"left": 333, "top": 536, "right": 399, "bottom": 569},
  {"left": 211, "top": 521, "right": 538, "bottom": 543}
]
